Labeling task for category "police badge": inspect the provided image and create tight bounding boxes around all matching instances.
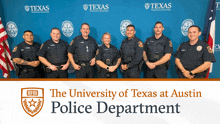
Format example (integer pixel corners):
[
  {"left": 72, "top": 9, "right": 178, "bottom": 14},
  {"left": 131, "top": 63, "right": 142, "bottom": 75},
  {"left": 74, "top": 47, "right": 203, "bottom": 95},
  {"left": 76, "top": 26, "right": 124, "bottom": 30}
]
[{"left": 197, "top": 45, "right": 202, "bottom": 51}]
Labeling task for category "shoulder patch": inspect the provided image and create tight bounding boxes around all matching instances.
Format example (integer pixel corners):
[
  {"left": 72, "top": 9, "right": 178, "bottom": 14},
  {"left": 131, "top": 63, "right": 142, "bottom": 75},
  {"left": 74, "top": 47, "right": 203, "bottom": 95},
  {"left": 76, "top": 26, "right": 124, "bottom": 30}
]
[
  {"left": 169, "top": 40, "right": 172, "bottom": 47},
  {"left": 207, "top": 46, "right": 213, "bottom": 53},
  {"left": 138, "top": 41, "right": 143, "bottom": 48},
  {"left": 12, "top": 46, "right": 17, "bottom": 52},
  {"left": 177, "top": 45, "right": 180, "bottom": 51},
  {"left": 70, "top": 40, "right": 74, "bottom": 45},
  {"left": 40, "top": 44, "right": 44, "bottom": 49}
]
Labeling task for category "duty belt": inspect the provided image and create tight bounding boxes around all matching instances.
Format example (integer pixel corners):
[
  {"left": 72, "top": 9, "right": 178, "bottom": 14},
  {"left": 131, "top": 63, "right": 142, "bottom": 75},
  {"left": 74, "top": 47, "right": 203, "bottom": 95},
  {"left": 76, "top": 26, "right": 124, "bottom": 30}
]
[
  {"left": 28, "top": 68, "right": 38, "bottom": 71},
  {"left": 21, "top": 67, "right": 39, "bottom": 73},
  {"left": 52, "top": 62, "right": 66, "bottom": 66},
  {"left": 123, "top": 63, "right": 138, "bottom": 68},
  {"left": 78, "top": 61, "right": 90, "bottom": 67}
]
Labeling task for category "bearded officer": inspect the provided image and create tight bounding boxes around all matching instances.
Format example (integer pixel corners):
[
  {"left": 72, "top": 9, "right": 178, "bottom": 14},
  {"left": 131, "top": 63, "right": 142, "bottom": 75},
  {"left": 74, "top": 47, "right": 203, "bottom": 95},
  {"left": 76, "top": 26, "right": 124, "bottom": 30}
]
[
  {"left": 175, "top": 25, "right": 216, "bottom": 78},
  {"left": 143, "top": 21, "right": 173, "bottom": 78},
  {"left": 68, "top": 23, "right": 99, "bottom": 78},
  {"left": 38, "top": 28, "right": 69, "bottom": 78},
  {"left": 11, "top": 30, "right": 42, "bottom": 78},
  {"left": 120, "top": 24, "right": 143, "bottom": 78}
]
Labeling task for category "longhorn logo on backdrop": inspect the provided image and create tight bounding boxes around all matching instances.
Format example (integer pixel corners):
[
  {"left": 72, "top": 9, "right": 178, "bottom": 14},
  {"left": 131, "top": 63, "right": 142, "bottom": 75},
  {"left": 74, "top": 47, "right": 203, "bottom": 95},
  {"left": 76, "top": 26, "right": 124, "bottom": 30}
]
[
  {"left": 83, "top": 4, "right": 88, "bottom": 11},
  {"left": 120, "top": 20, "right": 132, "bottom": 36},
  {"left": 21, "top": 87, "right": 44, "bottom": 117},
  {"left": 217, "top": 2, "right": 220, "bottom": 10},
  {"left": 62, "top": 20, "right": 74, "bottom": 37},
  {"left": 145, "top": 3, "right": 172, "bottom": 11},
  {"left": 181, "top": 19, "right": 194, "bottom": 36},
  {"left": 83, "top": 4, "right": 109, "bottom": 12},
  {"left": 6, "top": 21, "right": 18, "bottom": 38},
  {"left": 24, "top": 5, "right": 49, "bottom": 13}
]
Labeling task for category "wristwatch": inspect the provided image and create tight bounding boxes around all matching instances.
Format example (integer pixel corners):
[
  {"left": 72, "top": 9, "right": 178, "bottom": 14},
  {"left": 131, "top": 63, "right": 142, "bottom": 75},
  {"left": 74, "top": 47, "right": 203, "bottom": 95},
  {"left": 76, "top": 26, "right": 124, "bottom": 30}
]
[
  {"left": 189, "top": 71, "right": 193, "bottom": 75},
  {"left": 106, "top": 66, "right": 109, "bottom": 71}
]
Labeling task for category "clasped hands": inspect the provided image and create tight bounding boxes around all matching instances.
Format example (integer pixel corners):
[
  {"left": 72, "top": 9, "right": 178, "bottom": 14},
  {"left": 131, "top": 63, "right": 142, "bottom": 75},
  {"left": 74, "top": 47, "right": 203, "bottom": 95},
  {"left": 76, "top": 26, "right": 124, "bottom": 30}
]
[
  {"left": 28, "top": 61, "right": 40, "bottom": 67},
  {"left": 121, "top": 64, "right": 128, "bottom": 71},
  {"left": 146, "top": 62, "right": 156, "bottom": 69},
  {"left": 108, "top": 65, "right": 117, "bottom": 72},
  {"left": 182, "top": 70, "right": 194, "bottom": 79},
  {"left": 49, "top": 63, "right": 69, "bottom": 71},
  {"left": 73, "top": 58, "right": 96, "bottom": 71}
]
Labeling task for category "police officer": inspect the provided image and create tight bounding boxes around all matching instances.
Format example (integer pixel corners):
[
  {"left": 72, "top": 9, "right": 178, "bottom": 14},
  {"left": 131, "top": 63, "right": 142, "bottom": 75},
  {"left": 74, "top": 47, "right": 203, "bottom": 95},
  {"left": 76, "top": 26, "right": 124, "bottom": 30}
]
[
  {"left": 120, "top": 24, "right": 143, "bottom": 78},
  {"left": 11, "top": 30, "right": 42, "bottom": 78},
  {"left": 96, "top": 32, "right": 121, "bottom": 78},
  {"left": 68, "top": 23, "right": 99, "bottom": 78},
  {"left": 175, "top": 25, "right": 216, "bottom": 78},
  {"left": 143, "top": 21, "right": 173, "bottom": 78},
  {"left": 38, "top": 28, "right": 69, "bottom": 78}
]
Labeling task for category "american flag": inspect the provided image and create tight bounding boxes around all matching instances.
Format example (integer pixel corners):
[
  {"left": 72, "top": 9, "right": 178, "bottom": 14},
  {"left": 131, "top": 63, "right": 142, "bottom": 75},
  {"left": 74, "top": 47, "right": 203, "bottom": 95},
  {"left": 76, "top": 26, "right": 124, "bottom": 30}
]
[
  {"left": 202, "top": 0, "right": 216, "bottom": 78},
  {"left": 0, "top": 17, "right": 14, "bottom": 78}
]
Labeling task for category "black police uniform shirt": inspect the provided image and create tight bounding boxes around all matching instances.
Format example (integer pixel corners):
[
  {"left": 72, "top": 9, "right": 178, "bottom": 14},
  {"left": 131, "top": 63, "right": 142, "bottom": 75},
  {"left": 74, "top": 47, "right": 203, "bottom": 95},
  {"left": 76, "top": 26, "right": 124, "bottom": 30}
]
[
  {"left": 37, "top": 39, "right": 69, "bottom": 65},
  {"left": 96, "top": 44, "right": 120, "bottom": 66},
  {"left": 120, "top": 36, "right": 143, "bottom": 68},
  {"left": 11, "top": 41, "right": 41, "bottom": 68},
  {"left": 144, "top": 34, "right": 173, "bottom": 62},
  {"left": 174, "top": 39, "right": 216, "bottom": 70},
  {"left": 67, "top": 35, "right": 99, "bottom": 62}
]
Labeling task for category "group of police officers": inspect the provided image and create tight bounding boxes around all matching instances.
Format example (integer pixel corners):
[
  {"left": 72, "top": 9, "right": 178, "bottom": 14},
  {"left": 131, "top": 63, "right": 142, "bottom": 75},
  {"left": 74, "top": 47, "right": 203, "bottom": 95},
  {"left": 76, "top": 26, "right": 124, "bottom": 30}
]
[{"left": 11, "top": 22, "right": 216, "bottom": 78}]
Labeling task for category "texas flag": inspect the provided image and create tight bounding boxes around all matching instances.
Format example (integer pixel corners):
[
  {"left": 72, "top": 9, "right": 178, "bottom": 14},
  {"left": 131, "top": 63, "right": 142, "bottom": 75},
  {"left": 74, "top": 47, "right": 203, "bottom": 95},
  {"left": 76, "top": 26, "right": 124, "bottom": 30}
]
[{"left": 202, "top": 0, "right": 216, "bottom": 78}]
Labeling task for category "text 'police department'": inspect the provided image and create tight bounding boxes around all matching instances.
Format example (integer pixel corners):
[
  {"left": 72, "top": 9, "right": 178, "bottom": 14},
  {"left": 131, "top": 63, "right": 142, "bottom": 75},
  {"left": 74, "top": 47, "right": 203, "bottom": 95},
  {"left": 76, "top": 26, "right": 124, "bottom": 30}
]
[{"left": 51, "top": 101, "right": 181, "bottom": 117}]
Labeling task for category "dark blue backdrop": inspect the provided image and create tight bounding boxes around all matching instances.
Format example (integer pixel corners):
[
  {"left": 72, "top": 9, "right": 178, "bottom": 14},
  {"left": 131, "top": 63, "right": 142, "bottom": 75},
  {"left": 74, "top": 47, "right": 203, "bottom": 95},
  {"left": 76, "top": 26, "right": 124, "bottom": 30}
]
[{"left": 0, "top": 0, "right": 219, "bottom": 78}]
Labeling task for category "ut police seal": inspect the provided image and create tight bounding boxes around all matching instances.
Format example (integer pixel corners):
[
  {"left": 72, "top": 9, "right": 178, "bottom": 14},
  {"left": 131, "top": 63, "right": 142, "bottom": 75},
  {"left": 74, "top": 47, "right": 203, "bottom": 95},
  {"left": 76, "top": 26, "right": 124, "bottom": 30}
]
[
  {"left": 181, "top": 19, "right": 194, "bottom": 36},
  {"left": 120, "top": 20, "right": 132, "bottom": 36},
  {"left": 21, "top": 87, "right": 44, "bottom": 117},
  {"left": 6, "top": 21, "right": 18, "bottom": 38},
  {"left": 62, "top": 20, "right": 74, "bottom": 37}
]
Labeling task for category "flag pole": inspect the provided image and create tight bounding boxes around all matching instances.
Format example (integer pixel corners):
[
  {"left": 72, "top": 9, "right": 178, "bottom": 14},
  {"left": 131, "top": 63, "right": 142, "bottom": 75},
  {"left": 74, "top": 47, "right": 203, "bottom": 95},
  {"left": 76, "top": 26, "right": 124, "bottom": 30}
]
[{"left": 3, "top": 40, "right": 11, "bottom": 78}]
